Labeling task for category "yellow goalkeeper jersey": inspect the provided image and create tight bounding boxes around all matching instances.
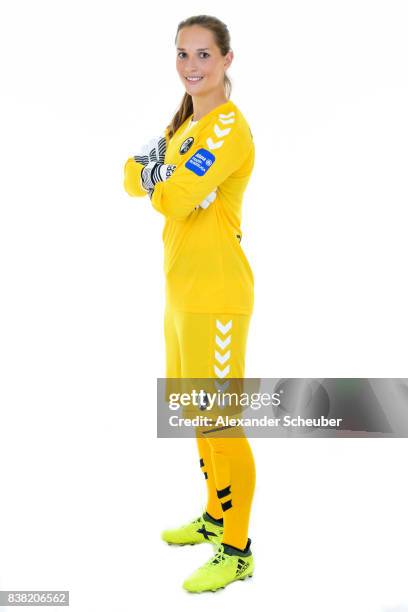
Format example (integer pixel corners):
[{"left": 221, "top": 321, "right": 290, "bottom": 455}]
[{"left": 123, "top": 99, "right": 255, "bottom": 314}]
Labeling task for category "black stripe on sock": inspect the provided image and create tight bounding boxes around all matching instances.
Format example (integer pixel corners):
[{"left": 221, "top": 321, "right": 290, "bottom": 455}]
[
  {"left": 216, "top": 485, "right": 231, "bottom": 499},
  {"left": 221, "top": 499, "right": 233, "bottom": 512}
]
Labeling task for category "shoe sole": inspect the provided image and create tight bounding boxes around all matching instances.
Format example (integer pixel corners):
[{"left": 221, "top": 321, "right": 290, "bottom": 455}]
[
  {"left": 184, "top": 572, "right": 254, "bottom": 593},
  {"left": 164, "top": 539, "right": 222, "bottom": 546}
]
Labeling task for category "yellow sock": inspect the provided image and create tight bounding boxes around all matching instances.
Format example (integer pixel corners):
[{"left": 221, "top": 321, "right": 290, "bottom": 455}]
[
  {"left": 207, "top": 432, "right": 256, "bottom": 550},
  {"left": 196, "top": 435, "right": 223, "bottom": 520}
]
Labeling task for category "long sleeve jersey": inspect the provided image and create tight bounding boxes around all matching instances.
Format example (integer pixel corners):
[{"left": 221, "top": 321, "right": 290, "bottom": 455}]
[{"left": 123, "top": 99, "right": 255, "bottom": 314}]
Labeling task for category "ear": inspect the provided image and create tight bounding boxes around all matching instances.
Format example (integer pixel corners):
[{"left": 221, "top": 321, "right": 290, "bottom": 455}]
[{"left": 224, "top": 49, "right": 234, "bottom": 70}]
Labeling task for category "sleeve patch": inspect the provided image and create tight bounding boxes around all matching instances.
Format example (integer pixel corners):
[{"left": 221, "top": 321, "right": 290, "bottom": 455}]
[{"left": 185, "top": 148, "right": 215, "bottom": 176}]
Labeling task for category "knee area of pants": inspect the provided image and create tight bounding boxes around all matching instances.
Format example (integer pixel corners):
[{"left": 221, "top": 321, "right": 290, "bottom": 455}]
[{"left": 207, "top": 439, "right": 239, "bottom": 454}]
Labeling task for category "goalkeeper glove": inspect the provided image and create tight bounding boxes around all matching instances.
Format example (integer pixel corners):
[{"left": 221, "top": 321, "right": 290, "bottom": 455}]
[
  {"left": 194, "top": 189, "right": 217, "bottom": 210},
  {"left": 141, "top": 161, "right": 176, "bottom": 192},
  {"left": 133, "top": 135, "right": 167, "bottom": 166},
  {"left": 133, "top": 135, "right": 216, "bottom": 209},
  {"left": 132, "top": 135, "right": 172, "bottom": 196}
]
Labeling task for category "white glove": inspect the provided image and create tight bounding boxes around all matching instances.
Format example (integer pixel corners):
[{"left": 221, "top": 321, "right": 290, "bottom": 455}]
[
  {"left": 141, "top": 161, "right": 176, "bottom": 191},
  {"left": 194, "top": 189, "right": 217, "bottom": 210},
  {"left": 133, "top": 135, "right": 167, "bottom": 166}
]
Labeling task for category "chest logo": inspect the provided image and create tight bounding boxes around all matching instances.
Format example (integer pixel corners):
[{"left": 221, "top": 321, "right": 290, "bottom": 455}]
[
  {"left": 185, "top": 148, "right": 215, "bottom": 176},
  {"left": 179, "top": 137, "right": 194, "bottom": 155}
]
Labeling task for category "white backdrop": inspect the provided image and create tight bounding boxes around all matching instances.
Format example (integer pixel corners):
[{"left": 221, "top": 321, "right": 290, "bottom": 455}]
[{"left": 0, "top": 0, "right": 407, "bottom": 610}]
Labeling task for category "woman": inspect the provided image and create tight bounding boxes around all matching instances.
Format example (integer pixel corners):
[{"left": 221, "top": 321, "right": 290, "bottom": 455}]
[{"left": 123, "top": 14, "right": 256, "bottom": 593}]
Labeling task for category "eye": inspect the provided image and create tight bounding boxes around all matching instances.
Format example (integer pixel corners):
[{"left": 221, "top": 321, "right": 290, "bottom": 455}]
[{"left": 177, "top": 51, "right": 210, "bottom": 59}]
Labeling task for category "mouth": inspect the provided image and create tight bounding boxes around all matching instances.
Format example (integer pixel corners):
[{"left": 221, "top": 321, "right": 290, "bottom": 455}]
[{"left": 185, "top": 76, "right": 204, "bottom": 82}]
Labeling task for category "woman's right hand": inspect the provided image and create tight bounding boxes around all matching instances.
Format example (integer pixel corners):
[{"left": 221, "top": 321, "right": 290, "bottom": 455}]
[
  {"left": 133, "top": 135, "right": 167, "bottom": 167},
  {"left": 141, "top": 161, "right": 176, "bottom": 191}
]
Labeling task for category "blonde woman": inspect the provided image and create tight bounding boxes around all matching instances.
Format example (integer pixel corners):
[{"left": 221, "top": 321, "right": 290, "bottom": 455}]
[{"left": 124, "top": 14, "right": 256, "bottom": 593}]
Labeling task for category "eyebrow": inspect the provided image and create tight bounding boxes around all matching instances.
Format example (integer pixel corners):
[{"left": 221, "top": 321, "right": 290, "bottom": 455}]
[{"left": 177, "top": 47, "right": 210, "bottom": 51}]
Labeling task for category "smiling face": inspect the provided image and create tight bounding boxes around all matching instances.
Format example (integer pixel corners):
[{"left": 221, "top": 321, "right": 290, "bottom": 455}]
[{"left": 176, "top": 25, "right": 233, "bottom": 97}]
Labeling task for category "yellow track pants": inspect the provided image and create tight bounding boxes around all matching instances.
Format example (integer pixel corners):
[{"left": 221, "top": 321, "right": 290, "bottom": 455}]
[{"left": 164, "top": 302, "right": 256, "bottom": 551}]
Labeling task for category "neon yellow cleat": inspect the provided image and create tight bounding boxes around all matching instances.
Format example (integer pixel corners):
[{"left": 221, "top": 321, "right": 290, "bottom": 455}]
[
  {"left": 182, "top": 538, "right": 254, "bottom": 593},
  {"left": 161, "top": 511, "right": 223, "bottom": 546}
]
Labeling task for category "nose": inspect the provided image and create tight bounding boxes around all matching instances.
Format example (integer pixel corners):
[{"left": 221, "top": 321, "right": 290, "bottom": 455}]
[{"left": 185, "top": 60, "right": 198, "bottom": 73}]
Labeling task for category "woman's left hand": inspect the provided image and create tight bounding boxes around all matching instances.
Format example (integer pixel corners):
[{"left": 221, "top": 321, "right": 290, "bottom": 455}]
[{"left": 194, "top": 189, "right": 218, "bottom": 210}]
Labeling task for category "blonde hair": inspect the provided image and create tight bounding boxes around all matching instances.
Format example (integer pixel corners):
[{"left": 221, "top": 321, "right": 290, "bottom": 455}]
[{"left": 167, "top": 15, "right": 232, "bottom": 139}]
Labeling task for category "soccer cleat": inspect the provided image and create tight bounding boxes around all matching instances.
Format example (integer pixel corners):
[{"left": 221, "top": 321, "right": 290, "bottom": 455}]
[
  {"left": 161, "top": 512, "right": 223, "bottom": 546},
  {"left": 182, "top": 539, "right": 254, "bottom": 593}
]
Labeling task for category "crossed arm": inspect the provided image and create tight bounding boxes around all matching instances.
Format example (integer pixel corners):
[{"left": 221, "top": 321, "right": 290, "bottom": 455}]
[{"left": 123, "top": 134, "right": 217, "bottom": 219}]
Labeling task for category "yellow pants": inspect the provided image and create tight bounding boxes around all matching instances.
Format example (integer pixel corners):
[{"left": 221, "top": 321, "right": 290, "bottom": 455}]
[{"left": 164, "top": 302, "right": 256, "bottom": 551}]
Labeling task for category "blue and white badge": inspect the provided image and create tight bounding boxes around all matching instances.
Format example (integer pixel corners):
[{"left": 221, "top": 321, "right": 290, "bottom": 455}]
[{"left": 185, "top": 148, "right": 215, "bottom": 176}]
